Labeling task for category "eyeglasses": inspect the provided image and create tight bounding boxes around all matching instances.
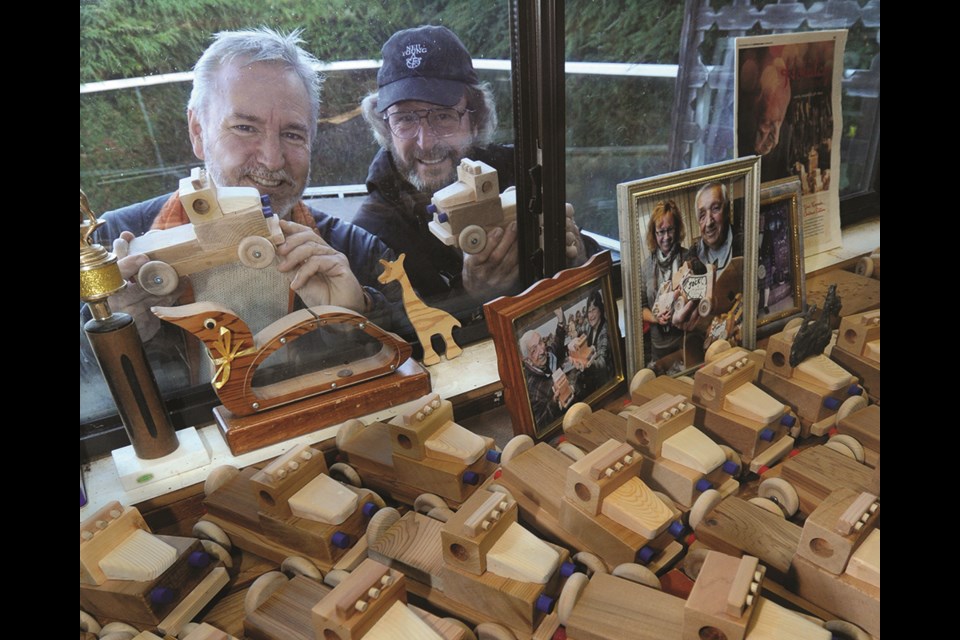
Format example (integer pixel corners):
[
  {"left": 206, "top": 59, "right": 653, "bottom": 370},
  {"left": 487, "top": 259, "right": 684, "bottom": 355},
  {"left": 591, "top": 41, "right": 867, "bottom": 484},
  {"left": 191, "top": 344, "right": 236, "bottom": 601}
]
[
  {"left": 654, "top": 227, "right": 676, "bottom": 237},
  {"left": 384, "top": 107, "right": 474, "bottom": 139}
]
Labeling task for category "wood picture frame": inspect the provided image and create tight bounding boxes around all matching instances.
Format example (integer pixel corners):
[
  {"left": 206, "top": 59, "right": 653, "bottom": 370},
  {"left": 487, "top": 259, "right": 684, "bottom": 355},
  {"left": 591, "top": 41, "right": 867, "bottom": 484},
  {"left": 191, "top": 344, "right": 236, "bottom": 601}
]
[
  {"left": 757, "top": 176, "right": 806, "bottom": 336},
  {"left": 617, "top": 156, "right": 761, "bottom": 380},
  {"left": 484, "top": 251, "right": 624, "bottom": 441}
]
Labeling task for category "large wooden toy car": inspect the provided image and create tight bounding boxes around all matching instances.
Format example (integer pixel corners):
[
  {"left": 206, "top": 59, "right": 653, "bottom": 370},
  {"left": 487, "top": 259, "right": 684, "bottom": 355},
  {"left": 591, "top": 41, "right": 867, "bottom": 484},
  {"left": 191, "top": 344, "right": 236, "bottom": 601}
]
[
  {"left": 492, "top": 434, "right": 686, "bottom": 572},
  {"left": 128, "top": 167, "right": 283, "bottom": 295},
  {"left": 243, "top": 558, "right": 474, "bottom": 640},
  {"left": 427, "top": 159, "right": 517, "bottom": 254},
  {"left": 366, "top": 483, "right": 570, "bottom": 638},
  {"left": 334, "top": 392, "right": 499, "bottom": 508},
  {"left": 561, "top": 393, "right": 741, "bottom": 510},
  {"left": 830, "top": 310, "right": 880, "bottom": 404},
  {"left": 80, "top": 501, "right": 230, "bottom": 636},
  {"left": 196, "top": 443, "right": 383, "bottom": 573}
]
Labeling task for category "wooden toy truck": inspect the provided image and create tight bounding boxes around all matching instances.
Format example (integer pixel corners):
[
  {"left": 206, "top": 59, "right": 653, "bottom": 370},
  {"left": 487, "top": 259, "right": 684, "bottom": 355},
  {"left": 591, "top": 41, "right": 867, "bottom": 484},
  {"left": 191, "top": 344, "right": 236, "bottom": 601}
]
[
  {"left": 491, "top": 435, "right": 685, "bottom": 572},
  {"left": 128, "top": 167, "right": 283, "bottom": 295},
  {"left": 243, "top": 558, "right": 474, "bottom": 640},
  {"left": 427, "top": 159, "right": 517, "bottom": 254},
  {"left": 688, "top": 488, "right": 879, "bottom": 638},
  {"left": 366, "top": 483, "right": 570, "bottom": 639},
  {"left": 80, "top": 502, "right": 230, "bottom": 637},
  {"left": 561, "top": 393, "right": 741, "bottom": 510},
  {"left": 334, "top": 392, "right": 499, "bottom": 508},
  {"left": 830, "top": 310, "right": 880, "bottom": 404},
  {"left": 556, "top": 550, "right": 832, "bottom": 640},
  {"left": 758, "top": 323, "right": 867, "bottom": 438},
  {"left": 196, "top": 443, "right": 384, "bottom": 574}
]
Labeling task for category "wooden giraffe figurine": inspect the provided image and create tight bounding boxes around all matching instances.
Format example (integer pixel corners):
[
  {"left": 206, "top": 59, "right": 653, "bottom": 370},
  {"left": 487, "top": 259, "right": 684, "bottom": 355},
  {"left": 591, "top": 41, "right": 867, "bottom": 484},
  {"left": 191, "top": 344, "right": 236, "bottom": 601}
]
[{"left": 379, "top": 253, "right": 463, "bottom": 365}]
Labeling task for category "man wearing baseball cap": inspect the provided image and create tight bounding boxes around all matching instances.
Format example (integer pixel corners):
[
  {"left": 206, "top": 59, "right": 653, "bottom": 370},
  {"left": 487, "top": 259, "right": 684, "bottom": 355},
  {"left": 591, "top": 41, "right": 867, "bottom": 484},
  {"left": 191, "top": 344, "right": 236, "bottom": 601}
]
[{"left": 355, "top": 25, "right": 592, "bottom": 317}]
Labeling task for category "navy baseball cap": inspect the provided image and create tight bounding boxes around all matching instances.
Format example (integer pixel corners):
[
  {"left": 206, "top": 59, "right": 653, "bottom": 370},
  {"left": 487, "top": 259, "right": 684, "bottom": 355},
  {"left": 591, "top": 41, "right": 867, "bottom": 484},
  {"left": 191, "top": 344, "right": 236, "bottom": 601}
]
[{"left": 376, "top": 25, "right": 479, "bottom": 112}]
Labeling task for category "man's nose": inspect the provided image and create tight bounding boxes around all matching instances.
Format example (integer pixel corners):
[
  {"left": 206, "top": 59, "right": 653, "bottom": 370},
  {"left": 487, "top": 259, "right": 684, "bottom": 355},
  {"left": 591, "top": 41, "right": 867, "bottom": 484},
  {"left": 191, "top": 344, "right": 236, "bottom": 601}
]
[
  {"left": 256, "top": 134, "right": 284, "bottom": 170},
  {"left": 415, "top": 121, "right": 438, "bottom": 149}
]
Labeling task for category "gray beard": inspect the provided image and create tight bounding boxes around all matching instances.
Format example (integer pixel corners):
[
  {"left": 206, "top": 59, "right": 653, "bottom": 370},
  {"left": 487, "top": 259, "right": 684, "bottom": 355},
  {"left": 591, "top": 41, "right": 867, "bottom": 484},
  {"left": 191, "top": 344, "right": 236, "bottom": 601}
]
[{"left": 393, "top": 142, "right": 473, "bottom": 194}]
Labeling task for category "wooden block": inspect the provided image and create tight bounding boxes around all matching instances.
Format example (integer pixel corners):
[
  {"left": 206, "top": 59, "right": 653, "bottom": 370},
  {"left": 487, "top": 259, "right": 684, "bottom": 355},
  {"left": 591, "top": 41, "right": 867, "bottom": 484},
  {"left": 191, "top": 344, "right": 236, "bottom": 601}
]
[
  {"left": 630, "top": 374, "right": 695, "bottom": 406},
  {"left": 661, "top": 426, "right": 726, "bottom": 474},
  {"left": 831, "top": 347, "right": 881, "bottom": 402},
  {"left": 288, "top": 474, "right": 359, "bottom": 524},
  {"left": 835, "top": 311, "right": 880, "bottom": 360},
  {"left": 639, "top": 455, "right": 709, "bottom": 508},
  {"left": 98, "top": 528, "right": 177, "bottom": 582},
  {"left": 80, "top": 502, "right": 151, "bottom": 585},
  {"left": 746, "top": 436, "right": 795, "bottom": 474},
  {"left": 683, "top": 551, "right": 764, "bottom": 640},
  {"left": 845, "top": 529, "right": 880, "bottom": 588},
  {"left": 364, "top": 601, "right": 444, "bottom": 640},
  {"left": 368, "top": 512, "right": 446, "bottom": 590},
  {"left": 694, "top": 349, "right": 758, "bottom": 413},
  {"left": 441, "top": 487, "right": 519, "bottom": 575},
  {"left": 485, "top": 521, "right": 560, "bottom": 584},
  {"left": 213, "top": 357, "right": 431, "bottom": 456},
  {"left": 837, "top": 404, "right": 880, "bottom": 454},
  {"left": 312, "top": 559, "right": 407, "bottom": 640},
  {"left": 558, "top": 496, "right": 674, "bottom": 567},
  {"left": 249, "top": 444, "right": 328, "bottom": 517},
  {"left": 565, "top": 439, "right": 643, "bottom": 516},
  {"left": 793, "top": 355, "right": 855, "bottom": 391},
  {"left": 424, "top": 420, "right": 487, "bottom": 465},
  {"left": 498, "top": 443, "right": 568, "bottom": 516},
  {"left": 623, "top": 393, "right": 695, "bottom": 457},
  {"left": 389, "top": 393, "right": 451, "bottom": 460},
  {"left": 692, "top": 497, "right": 800, "bottom": 577},
  {"left": 744, "top": 597, "right": 831, "bottom": 640},
  {"left": 758, "top": 369, "right": 849, "bottom": 426},
  {"left": 781, "top": 446, "right": 874, "bottom": 513},
  {"left": 565, "top": 572, "right": 685, "bottom": 640},
  {"left": 723, "top": 383, "right": 785, "bottom": 424},
  {"left": 791, "top": 554, "right": 880, "bottom": 638},
  {"left": 762, "top": 330, "right": 798, "bottom": 378},
  {"left": 157, "top": 566, "right": 229, "bottom": 636},
  {"left": 80, "top": 536, "right": 214, "bottom": 626},
  {"left": 599, "top": 477, "right": 674, "bottom": 539},
  {"left": 564, "top": 409, "right": 626, "bottom": 452},
  {"left": 698, "top": 407, "right": 786, "bottom": 462},
  {"left": 192, "top": 208, "right": 271, "bottom": 249},
  {"left": 180, "top": 623, "right": 237, "bottom": 640},
  {"left": 244, "top": 574, "right": 329, "bottom": 640},
  {"left": 392, "top": 447, "right": 491, "bottom": 504}
]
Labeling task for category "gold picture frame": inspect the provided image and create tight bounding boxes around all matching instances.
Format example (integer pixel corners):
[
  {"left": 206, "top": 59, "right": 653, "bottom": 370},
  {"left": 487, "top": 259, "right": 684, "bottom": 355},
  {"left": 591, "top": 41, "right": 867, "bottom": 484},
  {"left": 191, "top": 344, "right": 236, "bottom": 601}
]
[{"left": 757, "top": 176, "right": 806, "bottom": 336}]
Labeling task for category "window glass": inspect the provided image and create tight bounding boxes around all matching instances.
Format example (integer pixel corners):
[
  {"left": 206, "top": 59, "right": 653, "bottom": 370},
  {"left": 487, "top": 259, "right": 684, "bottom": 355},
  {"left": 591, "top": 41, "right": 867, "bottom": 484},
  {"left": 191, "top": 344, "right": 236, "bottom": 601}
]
[{"left": 80, "top": 2, "right": 514, "bottom": 425}]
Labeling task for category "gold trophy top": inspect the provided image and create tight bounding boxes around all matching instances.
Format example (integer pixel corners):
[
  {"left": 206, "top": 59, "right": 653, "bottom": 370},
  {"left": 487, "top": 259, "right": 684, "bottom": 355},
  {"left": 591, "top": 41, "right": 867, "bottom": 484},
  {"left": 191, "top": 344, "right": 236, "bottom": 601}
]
[{"left": 80, "top": 189, "right": 125, "bottom": 303}]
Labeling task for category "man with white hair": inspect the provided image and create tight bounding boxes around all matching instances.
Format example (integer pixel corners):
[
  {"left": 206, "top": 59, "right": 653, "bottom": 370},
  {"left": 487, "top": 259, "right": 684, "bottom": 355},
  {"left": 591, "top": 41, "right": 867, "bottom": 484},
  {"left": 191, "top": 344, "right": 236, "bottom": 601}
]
[{"left": 520, "top": 308, "right": 572, "bottom": 428}]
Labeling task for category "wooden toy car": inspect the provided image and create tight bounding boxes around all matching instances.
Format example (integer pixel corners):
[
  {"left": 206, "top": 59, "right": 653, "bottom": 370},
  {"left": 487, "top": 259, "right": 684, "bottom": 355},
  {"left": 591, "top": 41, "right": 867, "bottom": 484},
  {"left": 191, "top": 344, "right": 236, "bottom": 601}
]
[
  {"left": 427, "top": 158, "right": 517, "bottom": 254},
  {"left": 556, "top": 550, "right": 833, "bottom": 640},
  {"left": 688, "top": 488, "right": 879, "bottom": 639},
  {"left": 492, "top": 434, "right": 685, "bottom": 572},
  {"left": 334, "top": 392, "right": 499, "bottom": 508},
  {"left": 830, "top": 310, "right": 880, "bottom": 404},
  {"left": 366, "top": 483, "right": 570, "bottom": 638},
  {"left": 243, "top": 558, "right": 474, "bottom": 640},
  {"left": 758, "top": 320, "right": 867, "bottom": 439},
  {"left": 80, "top": 501, "right": 230, "bottom": 636},
  {"left": 690, "top": 346, "right": 799, "bottom": 473},
  {"left": 831, "top": 403, "right": 880, "bottom": 469},
  {"left": 561, "top": 393, "right": 741, "bottom": 510},
  {"left": 128, "top": 167, "right": 283, "bottom": 295},
  {"left": 196, "top": 443, "right": 384, "bottom": 573}
]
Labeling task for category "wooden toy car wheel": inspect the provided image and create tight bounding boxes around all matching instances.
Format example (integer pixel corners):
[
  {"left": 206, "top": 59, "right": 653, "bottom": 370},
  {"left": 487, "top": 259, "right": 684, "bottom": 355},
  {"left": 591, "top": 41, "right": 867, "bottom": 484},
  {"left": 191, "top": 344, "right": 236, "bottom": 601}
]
[
  {"left": 79, "top": 610, "right": 100, "bottom": 635},
  {"left": 573, "top": 551, "right": 608, "bottom": 576},
  {"left": 329, "top": 462, "right": 362, "bottom": 487},
  {"left": 629, "top": 369, "right": 656, "bottom": 396},
  {"left": 824, "top": 620, "right": 871, "bottom": 640},
  {"left": 99, "top": 621, "right": 140, "bottom": 640},
  {"left": 698, "top": 297, "right": 712, "bottom": 317},
  {"left": 475, "top": 622, "right": 517, "bottom": 640},
  {"left": 414, "top": 493, "right": 449, "bottom": 515},
  {"left": 459, "top": 225, "right": 488, "bottom": 254},
  {"left": 758, "top": 477, "right": 799, "bottom": 517},
  {"left": 704, "top": 339, "right": 732, "bottom": 363},
  {"left": 837, "top": 395, "right": 868, "bottom": 422},
  {"left": 442, "top": 618, "right": 478, "bottom": 640},
  {"left": 281, "top": 555, "right": 323, "bottom": 580},
  {"left": 611, "top": 563, "right": 661, "bottom": 590},
  {"left": 825, "top": 435, "right": 865, "bottom": 463},
  {"left": 366, "top": 506, "right": 401, "bottom": 546},
  {"left": 557, "top": 571, "right": 590, "bottom": 626},
  {"left": 138, "top": 260, "right": 179, "bottom": 295},
  {"left": 562, "top": 402, "right": 592, "bottom": 432},
  {"left": 336, "top": 418, "right": 365, "bottom": 450},
  {"left": 500, "top": 435, "right": 534, "bottom": 464},
  {"left": 557, "top": 441, "right": 586, "bottom": 461},
  {"left": 237, "top": 236, "right": 276, "bottom": 268},
  {"left": 681, "top": 547, "right": 709, "bottom": 580},
  {"left": 324, "top": 569, "right": 350, "bottom": 587},
  {"left": 677, "top": 375, "right": 695, "bottom": 385},
  {"left": 689, "top": 489, "right": 722, "bottom": 530},
  {"left": 193, "top": 520, "right": 231, "bottom": 550},
  {"left": 244, "top": 571, "right": 288, "bottom": 616},
  {"left": 748, "top": 497, "right": 786, "bottom": 518},
  {"left": 201, "top": 540, "right": 233, "bottom": 569},
  {"left": 203, "top": 464, "right": 239, "bottom": 497}
]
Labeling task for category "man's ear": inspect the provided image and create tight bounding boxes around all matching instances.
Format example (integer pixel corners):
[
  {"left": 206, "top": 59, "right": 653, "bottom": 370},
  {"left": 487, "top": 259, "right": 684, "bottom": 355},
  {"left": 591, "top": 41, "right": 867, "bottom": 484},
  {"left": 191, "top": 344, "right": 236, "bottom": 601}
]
[{"left": 187, "top": 108, "right": 205, "bottom": 160}]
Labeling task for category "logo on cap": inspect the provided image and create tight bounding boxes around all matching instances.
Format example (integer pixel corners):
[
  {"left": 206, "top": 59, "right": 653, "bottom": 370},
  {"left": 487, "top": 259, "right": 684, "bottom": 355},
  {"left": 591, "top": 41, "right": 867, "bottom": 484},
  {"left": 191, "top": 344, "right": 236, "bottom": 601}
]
[{"left": 403, "top": 44, "right": 428, "bottom": 69}]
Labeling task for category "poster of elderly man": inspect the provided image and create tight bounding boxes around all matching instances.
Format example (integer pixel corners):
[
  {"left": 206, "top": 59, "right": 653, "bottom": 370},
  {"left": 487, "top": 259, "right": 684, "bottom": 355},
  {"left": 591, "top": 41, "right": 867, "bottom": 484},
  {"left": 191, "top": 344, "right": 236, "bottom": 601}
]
[{"left": 735, "top": 30, "right": 847, "bottom": 257}]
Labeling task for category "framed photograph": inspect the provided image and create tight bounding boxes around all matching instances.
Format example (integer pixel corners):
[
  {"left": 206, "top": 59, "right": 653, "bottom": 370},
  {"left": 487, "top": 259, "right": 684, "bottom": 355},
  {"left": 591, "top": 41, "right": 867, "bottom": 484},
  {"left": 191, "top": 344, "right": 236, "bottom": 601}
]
[
  {"left": 757, "top": 176, "right": 806, "bottom": 336},
  {"left": 617, "top": 156, "right": 761, "bottom": 381},
  {"left": 484, "top": 251, "right": 624, "bottom": 441}
]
